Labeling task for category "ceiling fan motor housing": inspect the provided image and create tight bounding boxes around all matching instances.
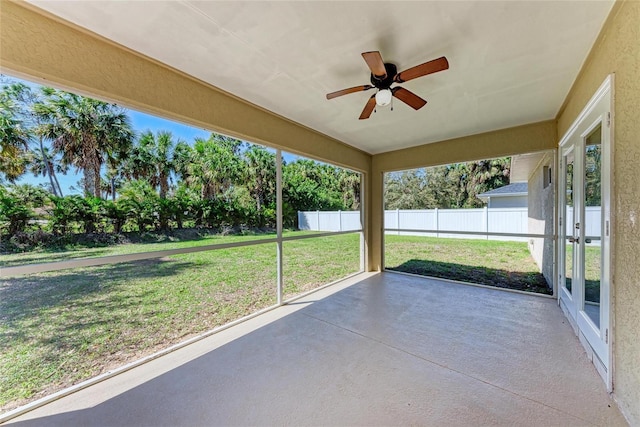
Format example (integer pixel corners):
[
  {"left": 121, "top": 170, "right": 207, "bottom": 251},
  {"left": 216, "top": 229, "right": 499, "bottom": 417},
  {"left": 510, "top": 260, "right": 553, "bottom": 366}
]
[
  {"left": 370, "top": 63, "right": 397, "bottom": 89},
  {"left": 326, "top": 51, "right": 447, "bottom": 119}
]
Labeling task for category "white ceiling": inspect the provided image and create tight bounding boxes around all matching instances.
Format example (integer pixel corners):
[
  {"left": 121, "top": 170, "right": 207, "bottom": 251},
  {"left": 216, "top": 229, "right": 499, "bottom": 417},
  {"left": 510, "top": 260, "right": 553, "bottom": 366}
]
[{"left": 28, "top": 1, "right": 614, "bottom": 154}]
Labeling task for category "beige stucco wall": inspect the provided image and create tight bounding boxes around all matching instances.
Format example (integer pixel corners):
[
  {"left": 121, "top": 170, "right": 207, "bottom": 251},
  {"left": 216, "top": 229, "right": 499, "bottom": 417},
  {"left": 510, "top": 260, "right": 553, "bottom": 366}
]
[
  {"left": 526, "top": 152, "right": 554, "bottom": 288},
  {"left": 369, "top": 121, "right": 557, "bottom": 271},
  {"left": 556, "top": 1, "right": 640, "bottom": 423}
]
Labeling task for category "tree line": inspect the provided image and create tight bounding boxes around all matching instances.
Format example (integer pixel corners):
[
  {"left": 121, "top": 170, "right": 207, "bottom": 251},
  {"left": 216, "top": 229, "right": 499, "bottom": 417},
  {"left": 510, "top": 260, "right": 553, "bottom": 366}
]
[
  {"left": 384, "top": 160, "right": 511, "bottom": 210},
  {"left": 0, "top": 80, "right": 360, "bottom": 246}
]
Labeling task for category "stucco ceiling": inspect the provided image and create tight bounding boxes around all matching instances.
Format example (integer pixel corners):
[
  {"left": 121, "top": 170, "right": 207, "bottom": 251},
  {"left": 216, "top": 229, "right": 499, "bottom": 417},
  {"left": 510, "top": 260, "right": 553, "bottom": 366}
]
[{"left": 27, "top": 1, "right": 614, "bottom": 154}]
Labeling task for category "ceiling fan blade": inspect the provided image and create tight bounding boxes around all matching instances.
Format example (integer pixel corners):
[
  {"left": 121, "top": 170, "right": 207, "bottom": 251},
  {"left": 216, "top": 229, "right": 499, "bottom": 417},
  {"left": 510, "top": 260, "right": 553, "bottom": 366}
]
[
  {"left": 394, "top": 56, "right": 449, "bottom": 83},
  {"left": 362, "top": 51, "right": 387, "bottom": 79},
  {"left": 326, "top": 85, "right": 374, "bottom": 100},
  {"left": 392, "top": 87, "right": 427, "bottom": 110},
  {"left": 359, "top": 95, "right": 377, "bottom": 120}
]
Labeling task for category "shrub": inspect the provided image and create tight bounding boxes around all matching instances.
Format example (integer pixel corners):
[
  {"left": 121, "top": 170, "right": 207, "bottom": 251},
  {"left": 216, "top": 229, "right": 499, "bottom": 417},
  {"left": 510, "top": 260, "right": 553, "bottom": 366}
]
[
  {"left": 83, "top": 197, "right": 108, "bottom": 233},
  {"left": 119, "top": 180, "right": 161, "bottom": 232},
  {"left": 0, "top": 191, "right": 34, "bottom": 235},
  {"left": 7, "top": 230, "right": 53, "bottom": 251},
  {"left": 103, "top": 200, "right": 126, "bottom": 234},
  {"left": 49, "top": 195, "right": 86, "bottom": 235}
]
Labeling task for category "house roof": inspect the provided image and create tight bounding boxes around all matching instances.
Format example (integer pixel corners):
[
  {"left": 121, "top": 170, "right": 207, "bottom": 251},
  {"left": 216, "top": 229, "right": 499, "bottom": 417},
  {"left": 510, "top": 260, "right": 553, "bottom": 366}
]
[
  {"left": 477, "top": 182, "right": 528, "bottom": 198},
  {"left": 510, "top": 152, "right": 550, "bottom": 182},
  {"left": 25, "top": 1, "right": 614, "bottom": 155}
]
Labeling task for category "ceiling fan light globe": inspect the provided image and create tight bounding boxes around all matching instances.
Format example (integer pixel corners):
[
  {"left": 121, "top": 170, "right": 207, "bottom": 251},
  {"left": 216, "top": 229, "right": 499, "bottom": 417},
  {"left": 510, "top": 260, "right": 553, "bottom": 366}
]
[{"left": 375, "top": 89, "right": 392, "bottom": 107}]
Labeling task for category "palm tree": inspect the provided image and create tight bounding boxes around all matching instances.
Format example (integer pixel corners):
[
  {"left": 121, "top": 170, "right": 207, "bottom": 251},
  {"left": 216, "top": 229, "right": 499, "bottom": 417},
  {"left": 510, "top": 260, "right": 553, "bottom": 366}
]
[
  {"left": 1, "top": 82, "right": 67, "bottom": 192},
  {"left": 0, "top": 95, "right": 30, "bottom": 182},
  {"left": 36, "top": 88, "right": 134, "bottom": 197},
  {"left": 123, "top": 130, "right": 180, "bottom": 198},
  {"left": 172, "top": 140, "right": 193, "bottom": 182},
  {"left": 100, "top": 166, "right": 125, "bottom": 201},
  {"left": 29, "top": 145, "right": 65, "bottom": 196},
  {"left": 244, "top": 145, "right": 275, "bottom": 212},
  {"left": 187, "top": 135, "right": 243, "bottom": 200},
  {"left": 122, "top": 132, "right": 155, "bottom": 183},
  {"left": 154, "top": 131, "right": 176, "bottom": 199}
]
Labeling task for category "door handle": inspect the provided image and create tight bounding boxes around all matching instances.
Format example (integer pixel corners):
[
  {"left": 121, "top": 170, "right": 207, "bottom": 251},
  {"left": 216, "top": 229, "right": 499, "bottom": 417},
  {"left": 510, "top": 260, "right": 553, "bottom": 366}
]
[{"left": 568, "top": 237, "right": 580, "bottom": 244}]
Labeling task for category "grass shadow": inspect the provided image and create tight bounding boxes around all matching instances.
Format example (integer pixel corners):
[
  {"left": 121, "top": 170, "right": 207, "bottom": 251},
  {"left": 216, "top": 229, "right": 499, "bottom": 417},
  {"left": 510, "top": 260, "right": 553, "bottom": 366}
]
[
  {"left": 0, "top": 248, "right": 114, "bottom": 268},
  {"left": 0, "top": 258, "right": 199, "bottom": 332},
  {"left": 1, "top": 229, "right": 281, "bottom": 267},
  {"left": 388, "top": 258, "right": 552, "bottom": 295}
]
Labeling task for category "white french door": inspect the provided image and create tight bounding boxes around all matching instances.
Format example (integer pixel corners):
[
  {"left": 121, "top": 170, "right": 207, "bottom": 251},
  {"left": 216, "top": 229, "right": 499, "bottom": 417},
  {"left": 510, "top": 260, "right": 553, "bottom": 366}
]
[{"left": 558, "top": 76, "right": 612, "bottom": 377}]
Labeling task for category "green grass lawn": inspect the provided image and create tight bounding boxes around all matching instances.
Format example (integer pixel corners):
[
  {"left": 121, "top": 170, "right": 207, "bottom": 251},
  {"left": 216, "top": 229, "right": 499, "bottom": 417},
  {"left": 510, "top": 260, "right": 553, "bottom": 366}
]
[
  {"left": 0, "top": 232, "right": 360, "bottom": 412},
  {"left": 384, "top": 235, "right": 552, "bottom": 294},
  {"left": 2, "top": 232, "right": 567, "bottom": 413}
]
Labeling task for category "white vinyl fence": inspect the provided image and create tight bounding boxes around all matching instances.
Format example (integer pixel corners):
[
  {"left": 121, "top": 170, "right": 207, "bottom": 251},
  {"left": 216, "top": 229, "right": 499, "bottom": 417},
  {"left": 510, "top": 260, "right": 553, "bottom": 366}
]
[
  {"left": 298, "top": 208, "right": 528, "bottom": 241},
  {"left": 565, "top": 206, "right": 602, "bottom": 242},
  {"left": 298, "top": 210, "right": 362, "bottom": 232},
  {"left": 299, "top": 207, "right": 603, "bottom": 243},
  {"left": 384, "top": 208, "right": 528, "bottom": 241},
  {"left": 384, "top": 207, "right": 529, "bottom": 241}
]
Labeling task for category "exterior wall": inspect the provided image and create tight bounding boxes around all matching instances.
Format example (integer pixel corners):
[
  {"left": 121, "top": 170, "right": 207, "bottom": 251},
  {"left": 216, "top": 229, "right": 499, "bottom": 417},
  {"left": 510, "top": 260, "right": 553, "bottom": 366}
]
[
  {"left": 487, "top": 195, "right": 528, "bottom": 209},
  {"left": 556, "top": 1, "right": 640, "bottom": 423},
  {"left": 526, "top": 153, "right": 554, "bottom": 287}
]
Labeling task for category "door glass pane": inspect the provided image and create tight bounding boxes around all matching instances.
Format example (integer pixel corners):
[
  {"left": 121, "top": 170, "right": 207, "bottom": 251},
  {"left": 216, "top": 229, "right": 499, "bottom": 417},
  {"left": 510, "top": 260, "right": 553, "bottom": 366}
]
[
  {"left": 584, "top": 125, "right": 602, "bottom": 327},
  {"left": 563, "top": 154, "right": 574, "bottom": 293}
]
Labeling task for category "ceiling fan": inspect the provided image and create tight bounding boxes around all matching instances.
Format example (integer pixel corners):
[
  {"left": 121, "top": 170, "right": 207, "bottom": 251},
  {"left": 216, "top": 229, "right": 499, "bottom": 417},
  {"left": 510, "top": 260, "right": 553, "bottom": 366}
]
[{"left": 326, "top": 51, "right": 449, "bottom": 120}]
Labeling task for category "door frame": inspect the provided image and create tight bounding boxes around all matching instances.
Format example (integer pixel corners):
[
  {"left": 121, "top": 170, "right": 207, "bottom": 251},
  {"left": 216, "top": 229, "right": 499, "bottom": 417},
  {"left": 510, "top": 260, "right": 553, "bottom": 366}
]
[
  {"left": 557, "top": 74, "right": 614, "bottom": 390},
  {"left": 558, "top": 145, "right": 578, "bottom": 314}
]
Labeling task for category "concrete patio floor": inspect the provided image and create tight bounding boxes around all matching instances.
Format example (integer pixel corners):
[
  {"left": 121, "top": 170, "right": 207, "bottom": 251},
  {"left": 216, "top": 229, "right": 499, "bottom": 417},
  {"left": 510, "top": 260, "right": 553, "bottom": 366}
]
[{"left": 4, "top": 272, "right": 627, "bottom": 426}]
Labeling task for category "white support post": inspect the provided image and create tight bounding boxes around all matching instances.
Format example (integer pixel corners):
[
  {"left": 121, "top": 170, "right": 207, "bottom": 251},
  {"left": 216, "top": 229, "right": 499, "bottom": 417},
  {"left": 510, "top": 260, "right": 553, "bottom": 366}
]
[
  {"left": 338, "top": 210, "right": 342, "bottom": 231},
  {"left": 276, "top": 150, "right": 283, "bottom": 305},
  {"left": 396, "top": 208, "right": 400, "bottom": 235},
  {"left": 359, "top": 174, "right": 365, "bottom": 272},
  {"left": 553, "top": 149, "right": 559, "bottom": 299},
  {"left": 435, "top": 208, "right": 439, "bottom": 238},
  {"left": 316, "top": 210, "right": 320, "bottom": 231},
  {"left": 484, "top": 206, "right": 489, "bottom": 240}
]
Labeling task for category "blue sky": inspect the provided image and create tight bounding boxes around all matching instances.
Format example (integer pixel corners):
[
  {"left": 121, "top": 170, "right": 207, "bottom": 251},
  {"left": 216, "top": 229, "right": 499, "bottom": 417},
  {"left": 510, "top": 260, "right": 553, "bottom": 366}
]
[{"left": 8, "top": 76, "right": 300, "bottom": 195}]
